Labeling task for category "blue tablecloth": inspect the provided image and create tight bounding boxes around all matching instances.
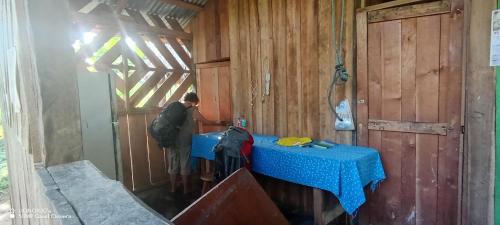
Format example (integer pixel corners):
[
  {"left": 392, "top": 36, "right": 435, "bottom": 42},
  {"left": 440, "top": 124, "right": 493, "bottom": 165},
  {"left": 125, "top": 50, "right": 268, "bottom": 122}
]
[{"left": 191, "top": 132, "right": 386, "bottom": 214}]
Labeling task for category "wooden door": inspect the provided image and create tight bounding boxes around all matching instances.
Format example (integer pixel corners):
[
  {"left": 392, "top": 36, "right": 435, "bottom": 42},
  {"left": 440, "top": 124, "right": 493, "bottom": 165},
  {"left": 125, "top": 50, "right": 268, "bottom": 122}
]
[
  {"left": 78, "top": 70, "right": 118, "bottom": 179},
  {"left": 196, "top": 61, "right": 232, "bottom": 133},
  {"left": 356, "top": 1, "right": 464, "bottom": 225}
]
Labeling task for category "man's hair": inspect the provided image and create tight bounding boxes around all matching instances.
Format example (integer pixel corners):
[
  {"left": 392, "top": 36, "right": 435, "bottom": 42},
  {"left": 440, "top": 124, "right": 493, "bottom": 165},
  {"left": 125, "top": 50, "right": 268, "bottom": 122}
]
[{"left": 183, "top": 92, "right": 199, "bottom": 104}]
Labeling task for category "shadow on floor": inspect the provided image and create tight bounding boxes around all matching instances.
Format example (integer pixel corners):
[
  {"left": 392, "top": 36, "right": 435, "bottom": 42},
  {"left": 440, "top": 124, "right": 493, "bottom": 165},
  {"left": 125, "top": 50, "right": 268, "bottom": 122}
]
[{"left": 278, "top": 203, "right": 352, "bottom": 225}]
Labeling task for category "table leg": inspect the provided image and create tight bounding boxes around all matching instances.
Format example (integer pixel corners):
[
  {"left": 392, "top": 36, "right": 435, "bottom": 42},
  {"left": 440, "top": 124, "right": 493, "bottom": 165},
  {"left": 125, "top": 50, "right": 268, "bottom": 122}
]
[
  {"left": 313, "top": 188, "right": 325, "bottom": 225},
  {"left": 313, "top": 188, "right": 346, "bottom": 225},
  {"left": 200, "top": 159, "right": 215, "bottom": 194},
  {"left": 350, "top": 214, "right": 360, "bottom": 225}
]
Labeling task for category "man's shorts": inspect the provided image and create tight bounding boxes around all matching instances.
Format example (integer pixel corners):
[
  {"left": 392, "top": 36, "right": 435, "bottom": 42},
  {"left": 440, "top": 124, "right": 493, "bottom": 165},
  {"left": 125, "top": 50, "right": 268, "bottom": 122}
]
[{"left": 167, "top": 146, "right": 191, "bottom": 176}]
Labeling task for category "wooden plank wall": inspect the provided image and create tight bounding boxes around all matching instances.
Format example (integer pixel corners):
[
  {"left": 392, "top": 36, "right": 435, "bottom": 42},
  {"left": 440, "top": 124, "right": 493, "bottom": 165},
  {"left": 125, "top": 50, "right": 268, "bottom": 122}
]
[
  {"left": 191, "top": 0, "right": 356, "bottom": 215},
  {"left": 196, "top": 62, "right": 233, "bottom": 133},
  {"left": 1, "top": 1, "right": 36, "bottom": 224},
  {"left": 224, "top": 0, "right": 355, "bottom": 142},
  {"left": 191, "top": 0, "right": 229, "bottom": 63},
  {"left": 192, "top": 0, "right": 355, "bottom": 141},
  {"left": 0, "top": 0, "right": 84, "bottom": 224},
  {"left": 27, "top": 0, "right": 84, "bottom": 166},
  {"left": 119, "top": 110, "right": 169, "bottom": 191}
]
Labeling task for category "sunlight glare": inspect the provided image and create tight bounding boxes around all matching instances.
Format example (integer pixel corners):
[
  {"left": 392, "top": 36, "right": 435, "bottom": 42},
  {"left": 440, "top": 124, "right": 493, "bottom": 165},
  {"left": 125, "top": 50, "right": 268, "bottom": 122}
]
[{"left": 83, "top": 32, "right": 97, "bottom": 44}]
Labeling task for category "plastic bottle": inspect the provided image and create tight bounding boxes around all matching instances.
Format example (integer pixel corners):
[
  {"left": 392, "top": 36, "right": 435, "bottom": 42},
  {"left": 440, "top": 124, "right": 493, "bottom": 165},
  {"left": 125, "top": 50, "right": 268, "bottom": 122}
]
[
  {"left": 240, "top": 118, "right": 247, "bottom": 128},
  {"left": 237, "top": 116, "right": 247, "bottom": 128}
]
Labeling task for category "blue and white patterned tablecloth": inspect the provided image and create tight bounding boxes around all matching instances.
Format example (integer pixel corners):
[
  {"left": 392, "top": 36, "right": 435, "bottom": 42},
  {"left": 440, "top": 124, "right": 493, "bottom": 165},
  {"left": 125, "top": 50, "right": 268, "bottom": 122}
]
[{"left": 191, "top": 132, "right": 386, "bottom": 214}]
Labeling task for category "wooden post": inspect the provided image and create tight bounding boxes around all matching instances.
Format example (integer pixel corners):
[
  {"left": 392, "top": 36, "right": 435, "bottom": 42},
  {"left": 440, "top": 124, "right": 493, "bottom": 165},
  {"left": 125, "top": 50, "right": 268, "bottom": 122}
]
[
  {"left": 27, "top": 0, "right": 83, "bottom": 166},
  {"left": 13, "top": 0, "right": 44, "bottom": 163},
  {"left": 496, "top": 1, "right": 500, "bottom": 224},
  {"left": 463, "top": 0, "right": 497, "bottom": 224},
  {"left": 495, "top": 1, "right": 500, "bottom": 224}
]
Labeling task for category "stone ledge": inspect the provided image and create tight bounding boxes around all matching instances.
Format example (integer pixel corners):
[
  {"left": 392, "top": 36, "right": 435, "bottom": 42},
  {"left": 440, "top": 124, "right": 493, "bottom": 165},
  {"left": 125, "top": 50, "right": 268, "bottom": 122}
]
[{"left": 36, "top": 160, "right": 172, "bottom": 225}]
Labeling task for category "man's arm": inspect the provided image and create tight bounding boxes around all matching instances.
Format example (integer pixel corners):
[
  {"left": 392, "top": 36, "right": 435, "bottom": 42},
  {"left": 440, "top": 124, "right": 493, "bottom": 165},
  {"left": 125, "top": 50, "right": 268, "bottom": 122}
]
[{"left": 193, "top": 108, "right": 227, "bottom": 126}]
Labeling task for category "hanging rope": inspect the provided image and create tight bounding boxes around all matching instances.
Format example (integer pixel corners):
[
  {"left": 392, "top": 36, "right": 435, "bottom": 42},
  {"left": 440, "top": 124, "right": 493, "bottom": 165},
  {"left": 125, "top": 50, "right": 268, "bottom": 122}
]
[
  {"left": 328, "top": 0, "right": 348, "bottom": 121},
  {"left": 333, "top": 0, "right": 345, "bottom": 65}
]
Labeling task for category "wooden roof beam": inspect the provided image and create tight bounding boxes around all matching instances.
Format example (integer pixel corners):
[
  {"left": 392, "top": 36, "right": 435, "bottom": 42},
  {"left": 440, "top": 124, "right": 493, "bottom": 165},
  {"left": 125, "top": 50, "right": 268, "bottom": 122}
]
[
  {"left": 115, "top": 0, "right": 128, "bottom": 13},
  {"left": 160, "top": 0, "right": 203, "bottom": 12},
  {"left": 72, "top": 12, "right": 193, "bottom": 40}
]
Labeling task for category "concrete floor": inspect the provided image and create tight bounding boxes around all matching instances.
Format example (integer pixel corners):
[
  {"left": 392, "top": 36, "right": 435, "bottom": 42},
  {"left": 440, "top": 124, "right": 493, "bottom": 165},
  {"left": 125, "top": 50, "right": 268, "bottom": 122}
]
[
  {"left": 0, "top": 188, "right": 10, "bottom": 225},
  {"left": 0, "top": 201, "right": 10, "bottom": 225},
  {"left": 135, "top": 180, "right": 351, "bottom": 225},
  {"left": 135, "top": 180, "right": 203, "bottom": 220}
]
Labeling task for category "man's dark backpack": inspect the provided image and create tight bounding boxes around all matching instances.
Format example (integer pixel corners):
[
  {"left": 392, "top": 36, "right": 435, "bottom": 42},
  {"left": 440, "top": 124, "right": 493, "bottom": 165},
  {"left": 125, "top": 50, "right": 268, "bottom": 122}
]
[{"left": 148, "top": 101, "right": 189, "bottom": 148}]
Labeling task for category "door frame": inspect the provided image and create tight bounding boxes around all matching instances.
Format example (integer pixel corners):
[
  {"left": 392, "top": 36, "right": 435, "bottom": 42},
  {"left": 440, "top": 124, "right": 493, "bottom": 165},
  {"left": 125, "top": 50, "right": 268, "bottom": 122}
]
[{"left": 107, "top": 72, "right": 124, "bottom": 182}]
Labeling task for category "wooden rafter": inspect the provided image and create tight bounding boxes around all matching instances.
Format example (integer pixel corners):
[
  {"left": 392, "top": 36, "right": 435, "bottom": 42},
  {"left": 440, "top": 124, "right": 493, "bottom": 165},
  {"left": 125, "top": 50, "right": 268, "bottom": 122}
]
[
  {"left": 115, "top": 0, "right": 128, "bottom": 13},
  {"left": 77, "top": 31, "right": 117, "bottom": 59},
  {"left": 126, "top": 33, "right": 163, "bottom": 68},
  {"left": 112, "top": 70, "right": 126, "bottom": 92},
  {"left": 72, "top": 12, "right": 193, "bottom": 40},
  {"left": 143, "top": 72, "right": 184, "bottom": 107},
  {"left": 127, "top": 68, "right": 189, "bottom": 89},
  {"left": 146, "top": 37, "right": 184, "bottom": 69},
  {"left": 160, "top": 0, "right": 203, "bottom": 12},
  {"left": 71, "top": 1, "right": 195, "bottom": 111},
  {"left": 94, "top": 43, "right": 122, "bottom": 66},
  {"left": 149, "top": 15, "right": 169, "bottom": 28},
  {"left": 163, "top": 73, "right": 194, "bottom": 106},
  {"left": 165, "top": 37, "right": 192, "bottom": 69},
  {"left": 165, "top": 18, "right": 185, "bottom": 32},
  {"left": 129, "top": 69, "right": 167, "bottom": 104},
  {"left": 123, "top": 47, "right": 150, "bottom": 72}
]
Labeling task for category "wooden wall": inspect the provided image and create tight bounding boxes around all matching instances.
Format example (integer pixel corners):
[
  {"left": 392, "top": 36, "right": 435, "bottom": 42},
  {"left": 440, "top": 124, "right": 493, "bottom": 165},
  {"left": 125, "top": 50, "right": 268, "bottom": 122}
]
[
  {"left": 0, "top": 0, "right": 85, "bottom": 223},
  {"left": 191, "top": 0, "right": 229, "bottom": 63},
  {"left": 192, "top": 0, "right": 356, "bottom": 142},
  {"left": 27, "top": 0, "right": 84, "bottom": 166},
  {"left": 224, "top": 0, "right": 356, "bottom": 143},
  {"left": 189, "top": 1, "right": 496, "bottom": 224},
  {"left": 191, "top": 0, "right": 357, "bottom": 216},
  {"left": 196, "top": 61, "right": 233, "bottom": 133}
]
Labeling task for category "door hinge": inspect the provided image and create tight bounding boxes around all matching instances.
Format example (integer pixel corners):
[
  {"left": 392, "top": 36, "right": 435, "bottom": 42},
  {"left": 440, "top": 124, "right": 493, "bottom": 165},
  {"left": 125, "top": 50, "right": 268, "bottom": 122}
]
[{"left": 461, "top": 125, "right": 465, "bottom": 134}]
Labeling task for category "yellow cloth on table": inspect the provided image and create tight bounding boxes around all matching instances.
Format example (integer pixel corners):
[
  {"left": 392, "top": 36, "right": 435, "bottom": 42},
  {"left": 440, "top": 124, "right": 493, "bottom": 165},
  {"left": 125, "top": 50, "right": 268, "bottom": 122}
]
[{"left": 276, "top": 137, "right": 313, "bottom": 147}]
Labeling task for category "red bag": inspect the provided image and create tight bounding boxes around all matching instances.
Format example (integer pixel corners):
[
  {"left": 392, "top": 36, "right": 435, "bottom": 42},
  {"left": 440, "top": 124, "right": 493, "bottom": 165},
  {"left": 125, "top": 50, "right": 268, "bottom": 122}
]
[{"left": 239, "top": 129, "right": 254, "bottom": 169}]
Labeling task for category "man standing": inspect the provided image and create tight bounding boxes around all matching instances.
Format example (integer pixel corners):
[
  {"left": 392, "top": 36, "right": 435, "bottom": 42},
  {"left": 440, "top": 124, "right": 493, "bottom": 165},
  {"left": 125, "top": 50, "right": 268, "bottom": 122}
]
[{"left": 168, "top": 92, "right": 227, "bottom": 194}]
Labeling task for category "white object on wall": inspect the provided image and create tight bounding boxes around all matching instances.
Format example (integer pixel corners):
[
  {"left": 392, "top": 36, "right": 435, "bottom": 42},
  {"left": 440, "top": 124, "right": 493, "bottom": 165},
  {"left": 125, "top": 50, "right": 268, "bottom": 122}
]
[{"left": 490, "top": 9, "right": 500, "bottom": 66}]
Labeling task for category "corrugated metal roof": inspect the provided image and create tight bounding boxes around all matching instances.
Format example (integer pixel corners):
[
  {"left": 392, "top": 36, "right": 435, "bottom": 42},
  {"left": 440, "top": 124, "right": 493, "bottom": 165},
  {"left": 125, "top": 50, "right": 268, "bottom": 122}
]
[{"left": 102, "top": 0, "right": 208, "bottom": 27}]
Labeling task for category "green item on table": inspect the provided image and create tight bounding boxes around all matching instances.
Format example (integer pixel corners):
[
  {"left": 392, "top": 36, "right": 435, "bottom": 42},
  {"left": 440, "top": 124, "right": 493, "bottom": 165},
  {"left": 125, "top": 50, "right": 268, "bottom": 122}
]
[{"left": 315, "top": 141, "right": 334, "bottom": 148}]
